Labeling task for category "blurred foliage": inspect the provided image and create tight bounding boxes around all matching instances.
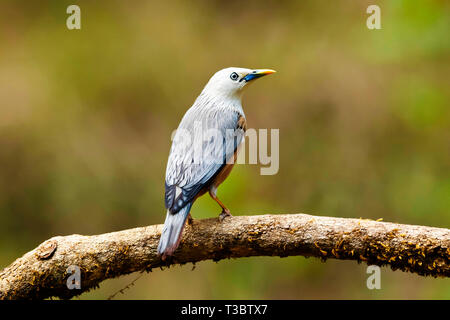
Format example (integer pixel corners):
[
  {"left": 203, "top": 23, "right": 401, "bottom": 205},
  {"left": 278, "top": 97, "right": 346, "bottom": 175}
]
[{"left": 0, "top": 0, "right": 449, "bottom": 299}]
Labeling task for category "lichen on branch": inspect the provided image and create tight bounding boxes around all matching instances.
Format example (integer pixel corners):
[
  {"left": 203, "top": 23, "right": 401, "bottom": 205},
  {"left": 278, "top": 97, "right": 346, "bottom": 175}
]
[{"left": 0, "top": 213, "right": 449, "bottom": 300}]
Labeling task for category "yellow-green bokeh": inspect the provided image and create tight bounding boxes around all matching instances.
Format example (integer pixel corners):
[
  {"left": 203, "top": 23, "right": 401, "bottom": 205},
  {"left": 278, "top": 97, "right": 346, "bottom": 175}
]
[{"left": 0, "top": 0, "right": 449, "bottom": 299}]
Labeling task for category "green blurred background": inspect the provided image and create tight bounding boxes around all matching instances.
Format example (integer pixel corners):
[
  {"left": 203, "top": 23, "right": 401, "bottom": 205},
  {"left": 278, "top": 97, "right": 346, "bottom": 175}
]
[{"left": 1, "top": 0, "right": 449, "bottom": 299}]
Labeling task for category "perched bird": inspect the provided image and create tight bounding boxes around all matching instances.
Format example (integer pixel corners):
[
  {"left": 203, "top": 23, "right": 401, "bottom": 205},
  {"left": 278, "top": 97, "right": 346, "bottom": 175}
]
[{"left": 157, "top": 67, "right": 276, "bottom": 259}]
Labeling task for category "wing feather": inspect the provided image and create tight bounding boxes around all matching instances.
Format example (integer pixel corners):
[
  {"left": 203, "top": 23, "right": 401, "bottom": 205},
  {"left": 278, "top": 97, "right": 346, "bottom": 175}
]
[{"left": 165, "top": 105, "right": 245, "bottom": 213}]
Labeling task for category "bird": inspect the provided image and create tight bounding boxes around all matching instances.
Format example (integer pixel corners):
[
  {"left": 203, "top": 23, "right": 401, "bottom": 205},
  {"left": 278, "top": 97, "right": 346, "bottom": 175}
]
[{"left": 157, "top": 67, "right": 276, "bottom": 259}]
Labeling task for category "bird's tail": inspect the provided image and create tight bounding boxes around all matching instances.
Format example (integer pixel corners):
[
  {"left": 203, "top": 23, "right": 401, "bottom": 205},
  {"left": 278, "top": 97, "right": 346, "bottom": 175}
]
[{"left": 157, "top": 203, "right": 192, "bottom": 259}]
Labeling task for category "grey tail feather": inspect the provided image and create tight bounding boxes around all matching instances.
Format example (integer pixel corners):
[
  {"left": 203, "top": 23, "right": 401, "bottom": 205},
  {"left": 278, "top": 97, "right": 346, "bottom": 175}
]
[{"left": 157, "top": 203, "right": 192, "bottom": 259}]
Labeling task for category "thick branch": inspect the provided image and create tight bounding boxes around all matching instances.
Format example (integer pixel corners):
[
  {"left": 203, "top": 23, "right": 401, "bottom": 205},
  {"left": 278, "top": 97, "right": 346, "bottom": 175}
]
[{"left": 0, "top": 213, "right": 449, "bottom": 299}]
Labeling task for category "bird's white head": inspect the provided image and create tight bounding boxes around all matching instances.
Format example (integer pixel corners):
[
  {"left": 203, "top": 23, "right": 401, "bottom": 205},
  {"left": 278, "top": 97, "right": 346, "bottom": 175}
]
[{"left": 201, "top": 67, "right": 276, "bottom": 100}]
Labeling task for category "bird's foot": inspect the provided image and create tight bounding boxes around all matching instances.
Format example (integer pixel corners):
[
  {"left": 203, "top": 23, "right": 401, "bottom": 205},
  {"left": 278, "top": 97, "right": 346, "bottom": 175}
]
[
  {"left": 219, "top": 209, "right": 232, "bottom": 222},
  {"left": 187, "top": 214, "right": 194, "bottom": 225}
]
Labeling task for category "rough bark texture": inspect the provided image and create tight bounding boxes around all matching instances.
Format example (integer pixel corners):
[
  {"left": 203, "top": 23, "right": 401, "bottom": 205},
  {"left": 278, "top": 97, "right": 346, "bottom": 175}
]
[{"left": 0, "top": 213, "right": 449, "bottom": 300}]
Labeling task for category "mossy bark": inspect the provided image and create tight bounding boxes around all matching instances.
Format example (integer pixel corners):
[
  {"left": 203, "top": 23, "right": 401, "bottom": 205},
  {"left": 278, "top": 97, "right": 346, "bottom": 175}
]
[{"left": 0, "top": 213, "right": 449, "bottom": 299}]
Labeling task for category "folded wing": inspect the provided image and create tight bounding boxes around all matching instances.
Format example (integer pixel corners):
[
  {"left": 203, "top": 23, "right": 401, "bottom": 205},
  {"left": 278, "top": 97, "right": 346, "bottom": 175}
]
[{"left": 165, "top": 107, "right": 245, "bottom": 214}]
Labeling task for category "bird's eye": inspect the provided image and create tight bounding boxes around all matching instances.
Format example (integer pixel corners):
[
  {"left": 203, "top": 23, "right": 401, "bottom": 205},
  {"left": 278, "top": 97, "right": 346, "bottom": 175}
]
[{"left": 230, "top": 72, "right": 239, "bottom": 81}]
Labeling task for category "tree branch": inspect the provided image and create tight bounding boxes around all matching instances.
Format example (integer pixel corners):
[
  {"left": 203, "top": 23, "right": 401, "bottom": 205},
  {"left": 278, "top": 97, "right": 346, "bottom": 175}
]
[{"left": 0, "top": 213, "right": 449, "bottom": 299}]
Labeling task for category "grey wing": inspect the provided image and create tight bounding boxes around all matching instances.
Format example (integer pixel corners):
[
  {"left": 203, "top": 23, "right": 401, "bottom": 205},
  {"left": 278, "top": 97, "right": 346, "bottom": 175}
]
[{"left": 164, "top": 109, "right": 245, "bottom": 214}]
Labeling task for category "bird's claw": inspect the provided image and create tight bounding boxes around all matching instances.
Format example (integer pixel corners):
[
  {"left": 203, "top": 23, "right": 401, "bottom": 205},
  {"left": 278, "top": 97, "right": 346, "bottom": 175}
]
[{"left": 219, "top": 209, "right": 232, "bottom": 221}]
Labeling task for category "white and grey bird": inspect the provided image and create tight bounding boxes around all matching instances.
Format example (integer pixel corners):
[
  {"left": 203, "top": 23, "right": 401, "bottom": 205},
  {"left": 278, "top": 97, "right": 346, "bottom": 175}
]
[{"left": 157, "top": 67, "right": 276, "bottom": 259}]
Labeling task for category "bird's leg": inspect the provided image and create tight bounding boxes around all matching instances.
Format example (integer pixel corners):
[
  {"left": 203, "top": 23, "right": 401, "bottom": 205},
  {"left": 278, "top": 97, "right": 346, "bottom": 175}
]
[
  {"left": 209, "top": 189, "right": 232, "bottom": 221},
  {"left": 187, "top": 213, "right": 194, "bottom": 225}
]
